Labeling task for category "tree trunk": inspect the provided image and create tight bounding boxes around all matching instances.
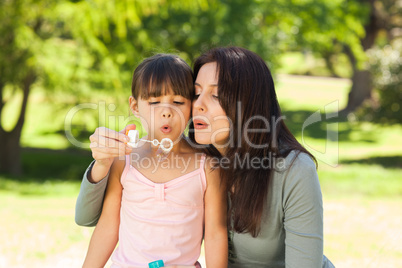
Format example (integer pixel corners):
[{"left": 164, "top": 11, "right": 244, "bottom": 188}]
[
  {"left": 340, "top": 70, "right": 373, "bottom": 117},
  {"left": 323, "top": 51, "right": 340, "bottom": 78},
  {"left": 0, "top": 129, "right": 22, "bottom": 175},
  {"left": 340, "top": 0, "right": 380, "bottom": 116},
  {"left": 0, "top": 71, "right": 34, "bottom": 176}
]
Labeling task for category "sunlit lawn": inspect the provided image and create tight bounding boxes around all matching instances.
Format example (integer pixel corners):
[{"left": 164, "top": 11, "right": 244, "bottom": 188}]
[{"left": 1, "top": 74, "right": 401, "bottom": 267}]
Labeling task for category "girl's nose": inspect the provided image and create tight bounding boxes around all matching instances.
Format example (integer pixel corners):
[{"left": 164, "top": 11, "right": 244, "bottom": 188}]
[{"left": 161, "top": 107, "right": 173, "bottom": 118}]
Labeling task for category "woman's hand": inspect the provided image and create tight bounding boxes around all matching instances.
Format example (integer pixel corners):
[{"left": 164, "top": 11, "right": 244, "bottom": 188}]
[{"left": 88, "top": 125, "right": 136, "bottom": 182}]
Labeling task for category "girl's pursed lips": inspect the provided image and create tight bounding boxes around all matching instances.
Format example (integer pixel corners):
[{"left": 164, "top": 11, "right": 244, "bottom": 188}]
[{"left": 160, "top": 124, "right": 172, "bottom": 134}]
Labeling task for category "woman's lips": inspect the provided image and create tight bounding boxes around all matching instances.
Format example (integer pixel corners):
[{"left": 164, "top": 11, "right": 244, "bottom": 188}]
[
  {"left": 160, "top": 125, "right": 172, "bottom": 134},
  {"left": 193, "top": 119, "right": 209, "bottom": 130}
]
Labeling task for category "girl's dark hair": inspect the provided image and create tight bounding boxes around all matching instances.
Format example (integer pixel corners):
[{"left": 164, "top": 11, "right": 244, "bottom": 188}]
[
  {"left": 190, "top": 47, "right": 316, "bottom": 237},
  {"left": 131, "top": 54, "right": 194, "bottom": 100}
]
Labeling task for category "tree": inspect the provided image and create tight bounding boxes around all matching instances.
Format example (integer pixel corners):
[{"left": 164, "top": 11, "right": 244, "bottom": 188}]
[
  {"left": 341, "top": 0, "right": 380, "bottom": 115},
  {"left": 0, "top": 0, "right": 115, "bottom": 175},
  {"left": 137, "top": 0, "right": 280, "bottom": 65},
  {"left": 0, "top": 0, "right": 211, "bottom": 175},
  {"left": 3, "top": 0, "right": 396, "bottom": 175},
  {"left": 0, "top": 0, "right": 45, "bottom": 175},
  {"left": 365, "top": 39, "right": 402, "bottom": 123},
  {"left": 0, "top": 0, "right": 167, "bottom": 175},
  {"left": 342, "top": 0, "right": 402, "bottom": 116},
  {"left": 282, "top": 0, "right": 401, "bottom": 116}
]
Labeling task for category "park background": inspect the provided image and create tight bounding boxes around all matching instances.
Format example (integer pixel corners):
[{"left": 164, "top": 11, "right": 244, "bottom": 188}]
[{"left": 0, "top": 0, "right": 401, "bottom": 267}]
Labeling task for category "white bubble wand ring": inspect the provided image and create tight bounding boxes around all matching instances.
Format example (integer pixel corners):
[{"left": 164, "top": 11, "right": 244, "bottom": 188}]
[{"left": 126, "top": 130, "right": 173, "bottom": 161}]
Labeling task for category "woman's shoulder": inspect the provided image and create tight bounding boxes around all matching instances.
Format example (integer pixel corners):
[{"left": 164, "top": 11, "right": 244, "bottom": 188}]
[
  {"left": 274, "top": 150, "right": 319, "bottom": 191},
  {"left": 274, "top": 150, "right": 322, "bottom": 208},
  {"left": 276, "top": 150, "right": 316, "bottom": 173}
]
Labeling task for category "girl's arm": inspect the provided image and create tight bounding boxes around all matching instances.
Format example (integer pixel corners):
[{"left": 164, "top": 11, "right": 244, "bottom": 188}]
[
  {"left": 82, "top": 158, "right": 125, "bottom": 268},
  {"left": 204, "top": 159, "right": 228, "bottom": 267}
]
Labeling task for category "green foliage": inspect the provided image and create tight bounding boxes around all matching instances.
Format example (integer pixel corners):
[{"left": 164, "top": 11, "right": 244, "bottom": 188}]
[
  {"left": 260, "top": 0, "right": 369, "bottom": 73},
  {"left": 21, "top": 148, "right": 93, "bottom": 181},
  {"left": 361, "top": 41, "right": 402, "bottom": 123},
  {"left": 1, "top": 0, "right": 392, "bottom": 161},
  {"left": 1, "top": 0, "right": 371, "bottom": 121}
]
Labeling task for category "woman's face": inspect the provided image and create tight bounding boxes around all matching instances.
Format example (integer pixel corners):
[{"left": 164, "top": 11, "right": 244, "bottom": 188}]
[{"left": 192, "top": 62, "right": 230, "bottom": 149}]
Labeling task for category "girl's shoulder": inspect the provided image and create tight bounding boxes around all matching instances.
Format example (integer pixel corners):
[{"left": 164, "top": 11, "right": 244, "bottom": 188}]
[{"left": 110, "top": 156, "right": 127, "bottom": 180}]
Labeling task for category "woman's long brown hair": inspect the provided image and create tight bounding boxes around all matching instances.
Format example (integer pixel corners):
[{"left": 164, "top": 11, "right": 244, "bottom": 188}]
[{"left": 189, "top": 47, "right": 316, "bottom": 237}]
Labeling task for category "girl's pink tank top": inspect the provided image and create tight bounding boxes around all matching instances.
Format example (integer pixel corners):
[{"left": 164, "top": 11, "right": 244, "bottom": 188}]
[{"left": 111, "top": 153, "right": 207, "bottom": 267}]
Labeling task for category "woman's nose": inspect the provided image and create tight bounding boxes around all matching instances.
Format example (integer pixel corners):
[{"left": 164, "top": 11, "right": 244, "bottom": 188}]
[{"left": 193, "top": 96, "right": 205, "bottom": 112}]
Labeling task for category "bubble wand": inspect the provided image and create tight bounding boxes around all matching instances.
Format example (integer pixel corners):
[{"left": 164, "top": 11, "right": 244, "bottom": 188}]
[{"left": 126, "top": 129, "right": 173, "bottom": 161}]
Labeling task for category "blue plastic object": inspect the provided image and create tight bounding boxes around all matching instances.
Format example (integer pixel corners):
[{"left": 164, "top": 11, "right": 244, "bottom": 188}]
[{"left": 148, "top": 260, "right": 164, "bottom": 268}]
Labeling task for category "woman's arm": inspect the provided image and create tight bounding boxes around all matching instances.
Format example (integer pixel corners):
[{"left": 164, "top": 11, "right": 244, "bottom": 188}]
[
  {"left": 75, "top": 125, "right": 135, "bottom": 226},
  {"left": 283, "top": 153, "right": 324, "bottom": 267},
  {"left": 82, "top": 158, "right": 124, "bottom": 268},
  {"left": 204, "top": 160, "right": 228, "bottom": 267},
  {"left": 75, "top": 161, "right": 109, "bottom": 226}
]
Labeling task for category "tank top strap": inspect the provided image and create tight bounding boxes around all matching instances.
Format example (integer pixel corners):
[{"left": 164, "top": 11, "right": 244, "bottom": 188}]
[
  {"left": 198, "top": 153, "right": 206, "bottom": 170},
  {"left": 197, "top": 153, "right": 207, "bottom": 190}
]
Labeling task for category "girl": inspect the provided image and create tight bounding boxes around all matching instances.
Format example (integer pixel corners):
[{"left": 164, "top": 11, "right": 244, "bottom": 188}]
[
  {"left": 77, "top": 47, "right": 334, "bottom": 267},
  {"left": 82, "top": 54, "right": 227, "bottom": 267}
]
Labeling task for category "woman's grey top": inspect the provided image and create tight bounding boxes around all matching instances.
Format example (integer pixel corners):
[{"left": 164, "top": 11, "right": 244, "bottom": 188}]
[{"left": 75, "top": 151, "right": 334, "bottom": 267}]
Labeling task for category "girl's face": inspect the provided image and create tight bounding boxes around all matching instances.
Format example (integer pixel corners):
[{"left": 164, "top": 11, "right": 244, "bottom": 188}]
[
  {"left": 193, "top": 62, "right": 230, "bottom": 150},
  {"left": 130, "top": 91, "right": 191, "bottom": 144}
]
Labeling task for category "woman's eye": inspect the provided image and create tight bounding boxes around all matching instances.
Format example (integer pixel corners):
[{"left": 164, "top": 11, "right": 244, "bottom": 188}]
[
  {"left": 193, "top": 94, "right": 200, "bottom": 99},
  {"left": 213, "top": 95, "right": 219, "bottom": 99}
]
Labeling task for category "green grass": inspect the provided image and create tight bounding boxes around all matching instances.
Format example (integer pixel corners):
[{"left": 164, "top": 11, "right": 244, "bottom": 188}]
[
  {"left": 0, "top": 177, "right": 81, "bottom": 196},
  {"left": 277, "top": 51, "right": 352, "bottom": 77},
  {"left": 319, "top": 164, "right": 402, "bottom": 199},
  {"left": 0, "top": 191, "right": 92, "bottom": 267},
  {"left": 275, "top": 74, "right": 402, "bottom": 201},
  {"left": 1, "top": 72, "right": 401, "bottom": 267}
]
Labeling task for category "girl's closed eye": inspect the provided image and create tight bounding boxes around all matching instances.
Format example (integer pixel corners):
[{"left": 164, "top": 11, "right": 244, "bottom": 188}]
[{"left": 147, "top": 97, "right": 161, "bottom": 105}]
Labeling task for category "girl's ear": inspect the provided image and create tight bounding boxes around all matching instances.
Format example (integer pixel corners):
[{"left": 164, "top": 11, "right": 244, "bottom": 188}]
[{"left": 129, "top": 96, "right": 139, "bottom": 116}]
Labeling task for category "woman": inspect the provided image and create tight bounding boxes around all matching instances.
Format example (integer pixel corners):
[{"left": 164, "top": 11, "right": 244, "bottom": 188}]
[{"left": 76, "top": 47, "right": 334, "bottom": 267}]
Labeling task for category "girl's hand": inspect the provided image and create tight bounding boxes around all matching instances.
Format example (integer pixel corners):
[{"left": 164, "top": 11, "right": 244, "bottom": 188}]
[
  {"left": 88, "top": 125, "right": 136, "bottom": 182},
  {"left": 89, "top": 125, "right": 135, "bottom": 165}
]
